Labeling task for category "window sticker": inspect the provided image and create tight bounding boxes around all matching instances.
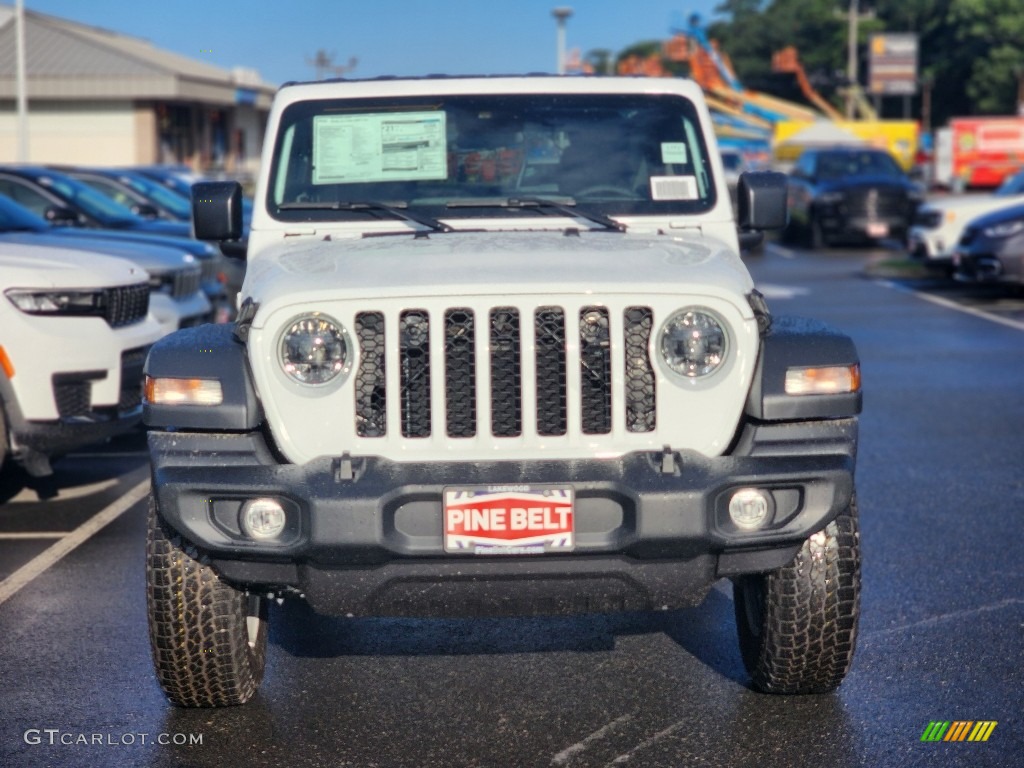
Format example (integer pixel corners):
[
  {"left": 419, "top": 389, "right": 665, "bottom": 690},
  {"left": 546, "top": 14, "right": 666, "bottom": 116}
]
[
  {"left": 650, "top": 175, "right": 699, "bottom": 201},
  {"left": 312, "top": 111, "right": 448, "bottom": 184},
  {"left": 661, "top": 142, "right": 689, "bottom": 164}
]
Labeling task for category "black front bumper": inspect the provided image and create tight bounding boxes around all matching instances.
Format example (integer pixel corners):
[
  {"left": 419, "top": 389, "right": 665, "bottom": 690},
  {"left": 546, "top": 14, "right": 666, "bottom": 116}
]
[{"left": 148, "top": 418, "right": 857, "bottom": 617}]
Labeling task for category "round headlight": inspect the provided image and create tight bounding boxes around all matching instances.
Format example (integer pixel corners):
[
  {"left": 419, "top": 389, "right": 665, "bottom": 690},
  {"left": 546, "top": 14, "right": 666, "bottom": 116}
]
[
  {"left": 280, "top": 314, "right": 348, "bottom": 385},
  {"left": 660, "top": 309, "right": 727, "bottom": 378}
]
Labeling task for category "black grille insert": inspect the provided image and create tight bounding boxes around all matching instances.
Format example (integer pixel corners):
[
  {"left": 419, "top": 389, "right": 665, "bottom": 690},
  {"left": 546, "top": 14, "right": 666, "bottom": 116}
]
[
  {"left": 104, "top": 283, "right": 150, "bottom": 328},
  {"left": 399, "top": 310, "right": 431, "bottom": 438},
  {"left": 490, "top": 307, "right": 522, "bottom": 437},
  {"left": 445, "top": 308, "right": 476, "bottom": 437},
  {"left": 355, "top": 312, "right": 387, "bottom": 437},
  {"left": 579, "top": 306, "right": 612, "bottom": 435},
  {"left": 535, "top": 307, "right": 567, "bottom": 436},
  {"left": 624, "top": 307, "right": 655, "bottom": 433}
]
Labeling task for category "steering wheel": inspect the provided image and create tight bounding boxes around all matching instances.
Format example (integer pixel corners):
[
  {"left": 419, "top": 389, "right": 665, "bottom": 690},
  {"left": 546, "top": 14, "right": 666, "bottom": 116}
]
[{"left": 573, "top": 185, "right": 639, "bottom": 200}]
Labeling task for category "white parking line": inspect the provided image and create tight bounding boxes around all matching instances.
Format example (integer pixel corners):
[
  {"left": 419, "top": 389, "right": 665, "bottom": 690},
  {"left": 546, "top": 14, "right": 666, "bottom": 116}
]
[
  {"left": 878, "top": 279, "right": 1024, "bottom": 332},
  {"left": 0, "top": 478, "right": 150, "bottom": 607},
  {"left": 552, "top": 714, "right": 634, "bottom": 765},
  {"left": 0, "top": 533, "right": 68, "bottom": 540},
  {"left": 8, "top": 477, "right": 117, "bottom": 503}
]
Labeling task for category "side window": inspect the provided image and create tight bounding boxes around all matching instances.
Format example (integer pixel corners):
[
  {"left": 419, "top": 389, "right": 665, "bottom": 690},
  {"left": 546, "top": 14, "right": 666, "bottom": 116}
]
[
  {"left": 793, "top": 154, "right": 815, "bottom": 178},
  {"left": 0, "top": 177, "right": 54, "bottom": 216},
  {"left": 83, "top": 178, "right": 132, "bottom": 207}
]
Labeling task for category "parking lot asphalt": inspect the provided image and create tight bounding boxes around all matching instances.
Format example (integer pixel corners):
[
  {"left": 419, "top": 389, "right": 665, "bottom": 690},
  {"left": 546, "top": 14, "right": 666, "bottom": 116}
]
[{"left": 1, "top": 241, "right": 1021, "bottom": 768}]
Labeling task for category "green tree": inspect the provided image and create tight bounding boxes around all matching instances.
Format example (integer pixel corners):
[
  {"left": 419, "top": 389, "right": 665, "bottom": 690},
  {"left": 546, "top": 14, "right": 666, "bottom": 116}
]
[{"left": 946, "top": 0, "right": 1024, "bottom": 114}]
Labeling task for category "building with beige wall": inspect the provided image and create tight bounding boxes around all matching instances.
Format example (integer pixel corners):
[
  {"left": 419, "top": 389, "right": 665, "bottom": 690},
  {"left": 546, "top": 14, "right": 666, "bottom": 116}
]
[{"left": 0, "top": 5, "right": 275, "bottom": 177}]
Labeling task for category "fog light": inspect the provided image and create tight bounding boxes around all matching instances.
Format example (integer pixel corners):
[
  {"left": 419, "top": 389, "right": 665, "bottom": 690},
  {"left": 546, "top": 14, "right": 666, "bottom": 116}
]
[
  {"left": 240, "top": 498, "right": 286, "bottom": 540},
  {"left": 729, "top": 488, "right": 771, "bottom": 530}
]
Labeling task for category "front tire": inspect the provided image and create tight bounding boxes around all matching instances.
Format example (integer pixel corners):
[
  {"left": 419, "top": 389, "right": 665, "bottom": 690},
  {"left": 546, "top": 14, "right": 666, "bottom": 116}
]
[
  {"left": 733, "top": 496, "right": 861, "bottom": 694},
  {"left": 146, "top": 496, "right": 268, "bottom": 707}
]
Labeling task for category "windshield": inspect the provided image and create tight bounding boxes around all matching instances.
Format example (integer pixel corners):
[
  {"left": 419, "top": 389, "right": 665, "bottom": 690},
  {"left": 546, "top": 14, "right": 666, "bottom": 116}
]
[
  {"left": 816, "top": 151, "right": 905, "bottom": 180},
  {"left": 267, "top": 93, "right": 718, "bottom": 223},
  {"left": 995, "top": 170, "right": 1024, "bottom": 196},
  {"left": 0, "top": 194, "right": 48, "bottom": 231},
  {"left": 118, "top": 172, "right": 192, "bottom": 218},
  {"left": 36, "top": 173, "right": 139, "bottom": 222}
]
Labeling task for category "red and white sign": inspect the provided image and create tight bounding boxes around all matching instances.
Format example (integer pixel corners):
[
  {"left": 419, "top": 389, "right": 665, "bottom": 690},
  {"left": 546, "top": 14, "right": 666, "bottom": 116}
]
[{"left": 443, "top": 486, "right": 574, "bottom": 554}]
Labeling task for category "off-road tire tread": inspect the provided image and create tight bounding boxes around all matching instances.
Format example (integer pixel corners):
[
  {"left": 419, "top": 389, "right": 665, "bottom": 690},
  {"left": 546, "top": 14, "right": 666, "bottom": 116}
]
[
  {"left": 146, "top": 496, "right": 266, "bottom": 707},
  {"left": 735, "top": 496, "right": 861, "bottom": 694}
]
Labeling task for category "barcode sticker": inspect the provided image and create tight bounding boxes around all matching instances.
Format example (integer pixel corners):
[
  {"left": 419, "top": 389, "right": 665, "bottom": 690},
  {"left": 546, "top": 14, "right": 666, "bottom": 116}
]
[{"left": 650, "top": 175, "right": 699, "bottom": 201}]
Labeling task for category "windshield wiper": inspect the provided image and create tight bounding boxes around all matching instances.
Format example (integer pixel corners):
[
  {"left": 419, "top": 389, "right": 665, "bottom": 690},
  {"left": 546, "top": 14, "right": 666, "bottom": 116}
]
[
  {"left": 278, "top": 200, "right": 452, "bottom": 233},
  {"left": 446, "top": 196, "right": 626, "bottom": 232}
]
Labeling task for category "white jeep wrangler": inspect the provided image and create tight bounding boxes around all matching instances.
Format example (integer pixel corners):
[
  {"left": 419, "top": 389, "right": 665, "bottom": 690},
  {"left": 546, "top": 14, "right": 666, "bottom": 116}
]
[
  {"left": 1, "top": 242, "right": 163, "bottom": 477},
  {"left": 143, "top": 76, "right": 862, "bottom": 707}
]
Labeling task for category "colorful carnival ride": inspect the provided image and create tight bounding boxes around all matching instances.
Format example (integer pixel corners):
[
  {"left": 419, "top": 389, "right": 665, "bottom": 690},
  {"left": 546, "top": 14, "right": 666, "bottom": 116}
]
[{"left": 614, "top": 16, "right": 918, "bottom": 170}]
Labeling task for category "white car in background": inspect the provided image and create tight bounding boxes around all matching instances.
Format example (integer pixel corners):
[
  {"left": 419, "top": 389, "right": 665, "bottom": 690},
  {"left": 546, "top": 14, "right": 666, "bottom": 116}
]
[
  {"left": 0, "top": 242, "right": 163, "bottom": 477},
  {"left": 908, "top": 168, "right": 1024, "bottom": 273}
]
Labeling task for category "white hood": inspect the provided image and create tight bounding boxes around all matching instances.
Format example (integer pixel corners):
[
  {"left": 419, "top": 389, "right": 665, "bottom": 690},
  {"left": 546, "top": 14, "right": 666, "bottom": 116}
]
[
  {"left": 0, "top": 242, "right": 144, "bottom": 290},
  {"left": 245, "top": 231, "right": 755, "bottom": 326}
]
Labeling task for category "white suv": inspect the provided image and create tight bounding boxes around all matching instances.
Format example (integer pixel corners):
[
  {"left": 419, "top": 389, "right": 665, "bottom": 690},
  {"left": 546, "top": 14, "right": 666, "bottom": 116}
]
[
  {"left": 143, "top": 76, "right": 863, "bottom": 706},
  {"left": 908, "top": 169, "right": 1024, "bottom": 272},
  {"left": 1, "top": 242, "right": 163, "bottom": 477}
]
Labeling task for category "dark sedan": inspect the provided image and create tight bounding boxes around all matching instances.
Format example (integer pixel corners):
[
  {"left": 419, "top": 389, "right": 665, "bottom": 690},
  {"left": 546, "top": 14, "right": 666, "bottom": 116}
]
[
  {"left": 0, "top": 166, "right": 191, "bottom": 238},
  {"left": 952, "top": 202, "right": 1024, "bottom": 287},
  {"left": 785, "top": 146, "right": 925, "bottom": 249}
]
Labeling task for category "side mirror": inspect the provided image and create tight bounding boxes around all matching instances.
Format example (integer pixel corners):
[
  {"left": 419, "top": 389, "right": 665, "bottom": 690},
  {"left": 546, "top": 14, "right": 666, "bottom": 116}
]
[
  {"left": 131, "top": 202, "right": 160, "bottom": 219},
  {"left": 44, "top": 205, "right": 81, "bottom": 226},
  {"left": 130, "top": 201, "right": 159, "bottom": 219},
  {"left": 192, "top": 181, "right": 243, "bottom": 241},
  {"left": 736, "top": 171, "right": 788, "bottom": 231}
]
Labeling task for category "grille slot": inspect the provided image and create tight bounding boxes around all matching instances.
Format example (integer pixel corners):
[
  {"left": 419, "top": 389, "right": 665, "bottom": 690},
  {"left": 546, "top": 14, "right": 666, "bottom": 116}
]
[
  {"left": 171, "top": 267, "right": 202, "bottom": 299},
  {"left": 490, "top": 307, "right": 523, "bottom": 437},
  {"left": 579, "top": 306, "right": 612, "bottom": 435},
  {"left": 842, "top": 186, "right": 909, "bottom": 219},
  {"left": 399, "top": 309, "right": 431, "bottom": 438},
  {"left": 199, "top": 257, "right": 218, "bottom": 282},
  {"left": 535, "top": 307, "right": 567, "bottom": 436},
  {"left": 104, "top": 283, "right": 150, "bottom": 328},
  {"left": 445, "top": 308, "right": 476, "bottom": 437},
  {"left": 354, "top": 312, "right": 387, "bottom": 437},
  {"left": 624, "top": 307, "right": 656, "bottom": 433}
]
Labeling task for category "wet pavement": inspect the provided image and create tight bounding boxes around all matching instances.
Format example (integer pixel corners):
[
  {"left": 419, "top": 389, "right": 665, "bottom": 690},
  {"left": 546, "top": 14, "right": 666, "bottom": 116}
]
[{"left": 1, "top": 242, "right": 1021, "bottom": 768}]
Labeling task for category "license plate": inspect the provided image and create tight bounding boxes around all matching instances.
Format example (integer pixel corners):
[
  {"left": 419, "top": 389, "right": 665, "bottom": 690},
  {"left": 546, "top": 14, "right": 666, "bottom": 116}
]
[
  {"left": 867, "top": 222, "right": 889, "bottom": 238},
  {"left": 443, "top": 485, "right": 574, "bottom": 554}
]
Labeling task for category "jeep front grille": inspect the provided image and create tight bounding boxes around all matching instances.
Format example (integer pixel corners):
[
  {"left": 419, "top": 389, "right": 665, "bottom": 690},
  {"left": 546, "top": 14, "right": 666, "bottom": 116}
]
[
  {"left": 104, "top": 283, "right": 150, "bottom": 327},
  {"left": 353, "top": 304, "right": 655, "bottom": 440},
  {"left": 170, "top": 266, "right": 202, "bottom": 299}
]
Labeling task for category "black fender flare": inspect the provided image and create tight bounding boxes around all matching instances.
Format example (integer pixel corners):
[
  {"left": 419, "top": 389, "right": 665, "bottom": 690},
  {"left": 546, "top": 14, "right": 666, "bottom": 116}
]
[
  {"left": 144, "top": 323, "right": 262, "bottom": 430},
  {"left": 746, "top": 316, "right": 862, "bottom": 421}
]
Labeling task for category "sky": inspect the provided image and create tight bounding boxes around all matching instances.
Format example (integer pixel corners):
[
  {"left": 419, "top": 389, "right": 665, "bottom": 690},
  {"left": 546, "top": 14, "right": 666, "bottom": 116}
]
[{"left": 19, "top": 0, "right": 722, "bottom": 86}]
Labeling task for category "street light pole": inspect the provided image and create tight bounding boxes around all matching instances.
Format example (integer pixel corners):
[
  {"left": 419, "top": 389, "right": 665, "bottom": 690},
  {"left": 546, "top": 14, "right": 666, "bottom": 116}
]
[
  {"left": 846, "top": 0, "right": 859, "bottom": 119},
  {"left": 15, "top": 0, "right": 29, "bottom": 161},
  {"left": 552, "top": 7, "right": 573, "bottom": 75}
]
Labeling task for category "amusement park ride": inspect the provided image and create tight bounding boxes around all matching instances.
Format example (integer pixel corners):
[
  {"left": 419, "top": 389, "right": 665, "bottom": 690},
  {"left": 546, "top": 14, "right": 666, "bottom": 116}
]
[{"left": 607, "top": 16, "right": 918, "bottom": 171}]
